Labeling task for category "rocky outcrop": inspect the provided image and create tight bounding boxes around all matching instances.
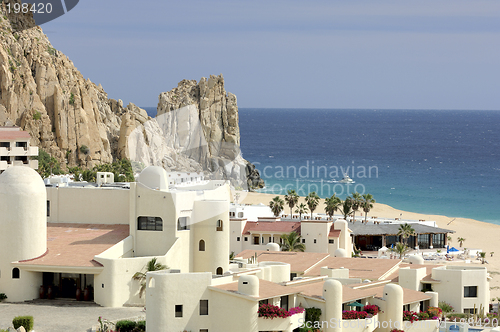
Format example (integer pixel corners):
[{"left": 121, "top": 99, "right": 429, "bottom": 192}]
[
  {"left": 0, "top": 1, "right": 263, "bottom": 188},
  {"left": 121, "top": 75, "right": 264, "bottom": 189},
  {"left": 0, "top": 1, "right": 148, "bottom": 168}
]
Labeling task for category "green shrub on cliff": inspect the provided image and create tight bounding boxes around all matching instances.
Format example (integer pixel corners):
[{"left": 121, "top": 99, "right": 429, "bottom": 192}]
[{"left": 35, "top": 149, "right": 62, "bottom": 178}]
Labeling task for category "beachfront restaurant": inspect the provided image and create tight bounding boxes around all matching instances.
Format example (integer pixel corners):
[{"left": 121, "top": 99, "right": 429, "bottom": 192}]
[{"left": 349, "top": 223, "right": 455, "bottom": 251}]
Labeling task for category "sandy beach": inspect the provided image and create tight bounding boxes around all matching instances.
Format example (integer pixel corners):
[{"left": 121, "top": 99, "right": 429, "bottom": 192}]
[{"left": 239, "top": 192, "right": 500, "bottom": 300}]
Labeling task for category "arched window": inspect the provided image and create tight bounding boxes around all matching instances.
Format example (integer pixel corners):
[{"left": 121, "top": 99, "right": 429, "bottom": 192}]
[
  {"left": 216, "top": 219, "right": 223, "bottom": 231},
  {"left": 148, "top": 277, "right": 155, "bottom": 289},
  {"left": 199, "top": 239, "right": 205, "bottom": 251},
  {"left": 12, "top": 268, "right": 20, "bottom": 279},
  {"left": 216, "top": 267, "right": 223, "bottom": 275}
]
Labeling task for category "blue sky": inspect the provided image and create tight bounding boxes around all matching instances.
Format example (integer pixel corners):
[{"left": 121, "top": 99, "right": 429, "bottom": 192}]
[{"left": 43, "top": 0, "right": 500, "bottom": 109}]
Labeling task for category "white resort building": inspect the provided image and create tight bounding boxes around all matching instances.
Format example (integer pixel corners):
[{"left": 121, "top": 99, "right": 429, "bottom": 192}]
[
  {"left": 0, "top": 164, "right": 491, "bottom": 332},
  {"left": 0, "top": 126, "right": 38, "bottom": 173}
]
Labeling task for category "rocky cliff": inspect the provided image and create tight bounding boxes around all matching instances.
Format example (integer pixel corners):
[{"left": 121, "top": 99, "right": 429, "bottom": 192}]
[{"left": 0, "top": 1, "right": 263, "bottom": 189}]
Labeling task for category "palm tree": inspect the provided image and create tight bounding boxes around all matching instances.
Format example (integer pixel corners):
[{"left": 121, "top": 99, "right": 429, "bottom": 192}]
[
  {"left": 447, "top": 235, "right": 452, "bottom": 245},
  {"left": 339, "top": 198, "right": 353, "bottom": 221},
  {"left": 294, "top": 203, "right": 308, "bottom": 221},
  {"left": 305, "top": 191, "right": 320, "bottom": 219},
  {"left": 280, "top": 231, "right": 306, "bottom": 252},
  {"left": 479, "top": 252, "right": 486, "bottom": 264},
  {"left": 324, "top": 194, "right": 342, "bottom": 220},
  {"left": 390, "top": 242, "right": 410, "bottom": 259},
  {"left": 457, "top": 237, "right": 466, "bottom": 247},
  {"left": 132, "top": 257, "right": 168, "bottom": 298},
  {"left": 361, "top": 193, "right": 375, "bottom": 222},
  {"left": 397, "top": 223, "right": 415, "bottom": 245},
  {"left": 269, "top": 196, "right": 284, "bottom": 217},
  {"left": 284, "top": 190, "right": 299, "bottom": 217},
  {"left": 350, "top": 192, "right": 362, "bottom": 222}
]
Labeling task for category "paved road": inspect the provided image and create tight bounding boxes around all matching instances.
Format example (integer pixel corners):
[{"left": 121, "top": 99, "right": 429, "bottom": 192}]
[{"left": 0, "top": 301, "right": 144, "bottom": 332}]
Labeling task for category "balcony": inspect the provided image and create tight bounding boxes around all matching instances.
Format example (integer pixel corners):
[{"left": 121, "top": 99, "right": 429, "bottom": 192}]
[
  {"left": 343, "top": 314, "right": 379, "bottom": 332},
  {"left": 0, "top": 160, "right": 7, "bottom": 170},
  {"left": 258, "top": 311, "right": 305, "bottom": 332}
]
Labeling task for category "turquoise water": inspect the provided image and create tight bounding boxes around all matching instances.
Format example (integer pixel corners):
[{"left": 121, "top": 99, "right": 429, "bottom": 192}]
[
  {"left": 143, "top": 107, "right": 500, "bottom": 224},
  {"left": 237, "top": 109, "right": 500, "bottom": 225}
]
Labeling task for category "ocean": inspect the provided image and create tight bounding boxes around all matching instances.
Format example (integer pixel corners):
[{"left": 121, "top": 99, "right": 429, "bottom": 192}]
[{"left": 143, "top": 107, "right": 500, "bottom": 225}]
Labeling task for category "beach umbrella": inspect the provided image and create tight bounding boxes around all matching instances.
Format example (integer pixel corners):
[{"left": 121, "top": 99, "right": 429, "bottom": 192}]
[
  {"left": 449, "top": 247, "right": 459, "bottom": 252},
  {"left": 348, "top": 301, "right": 364, "bottom": 307}
]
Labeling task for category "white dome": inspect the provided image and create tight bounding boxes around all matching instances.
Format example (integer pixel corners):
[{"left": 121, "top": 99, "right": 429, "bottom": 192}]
[
  {"left": 334, "top": 248, "right": 347, "bottom": 257},
  {"left": 408, "top": 254, "right": 425, "bottom": 265},
  {"left": 138, "top": 166, "right": 169, "bottom": 191},
  {"left": 0, "top": 167, "right": 47, "bottom": 263}
]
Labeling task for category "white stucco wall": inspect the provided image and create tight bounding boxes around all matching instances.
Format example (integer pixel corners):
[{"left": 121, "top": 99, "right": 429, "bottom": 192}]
[
  {"left": 301, "top": 221, "right": 331, "bottom": 253},
  {"left": 46, "top": 186, "right": 130, "bottom": 224}
]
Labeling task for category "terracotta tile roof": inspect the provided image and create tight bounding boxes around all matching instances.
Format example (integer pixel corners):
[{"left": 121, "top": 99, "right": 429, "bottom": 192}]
[
  {"left": 368, "top": 285, "right": 432, "bottom": 305},
  {"left": 17, "top": 223, "right": 129, "bottom": 268},
  {"left": 0, "top": 128, "right": 31, "bottom": 140},
  {"left": 304, "top": 257, "right": 402, "bottom": 280},
  {"left": 329, "top": 229, "right": 341, "bottom": 238},
  {"left": 291, "top": 282, "right": 379, "bottom": 303},
  {"left": 242, "top": 221, "right": 301, "bottom": 235},
  {"left": 213, "top": 279, "right": 298, "bottom": 300},
  {"left": 236, "top": 250, "right": 329, "bottom": 273}
]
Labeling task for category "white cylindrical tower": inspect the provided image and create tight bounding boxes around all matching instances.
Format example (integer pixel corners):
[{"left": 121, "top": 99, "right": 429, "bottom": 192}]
[
  {"left": 192, "top": 200, "right": 230, "bottom": 274},
  {"left": 238, "top": 275, "right": 259, "bottom": 297},
  {"left": 0, "top": 167, "right": 47, "bottom": 302},
  {"left": 425, "top": 291, "right": 439, "bottom": 308},
  {"left": 382, "top": 284, "right": 403, "bottom": 332},
  {"left": 323, "top": 279, "right": 342, "bottom": 332}
]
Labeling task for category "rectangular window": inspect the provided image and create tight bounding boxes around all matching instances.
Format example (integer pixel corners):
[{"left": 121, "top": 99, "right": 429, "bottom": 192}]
[
  {"left": 200, "top": 330, "right": 208, "bottom": 332},
  {"left": 314, "top": 239, "right": 317, "bottom": 244},
  {"left": 464, "top": 308, "right": 477, "bottom": 314},
  {"left": 0, "top": 142, "right": 9, "bottom": 148},
  {"left": 200, "top": 300, "right": 208, "bottom": 315},
  {"left": 302, "top": 239, "right": 305, "bottom": 244},
  {"left": 464, "top": 286, "right": 477, "bottom": 298},
  {"left": 177, "top": 217, "right": 190, "bottom": 231},
  {"left": 269, "top": 237, "right": 272, "bottom": 242},
  {"left": 236, "top": 237, "right": 240, "bottom": 241},
  {"left": 280, "top": 295, "right": 289, "bottom": 311},
  {"left": 16, "top": 141, "right": 27, "bottom": 148},
  {"left": 47, "top": 200, "right": 50, "bottom": 217},
  {"left": 244, "top": 237, "right": 248, "bottom": 242},
  {"left": 175, "top": 304, "right": 183, "bottom": 317},
  {"left": 253, "top": 237, "right": 259, "bottom": 245},
  {"left": 138, "top": 216, "right": 163, "bottom": 231},
  {"left": 329, "top": 239, "right": 334, "bottom": 244}
]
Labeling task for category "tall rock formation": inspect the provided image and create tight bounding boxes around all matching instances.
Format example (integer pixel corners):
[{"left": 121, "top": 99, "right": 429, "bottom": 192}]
[{"left": 0, "top": 1, "right": 263, "bottom": 188}]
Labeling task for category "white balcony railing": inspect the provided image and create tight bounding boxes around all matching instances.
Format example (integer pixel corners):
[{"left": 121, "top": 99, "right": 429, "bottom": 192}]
[
  {"left": 258, "top": 312, "right": 305, "bottom": 332},
  {"left": 343, "top": 314, "right": 379, "bottom": 332},
  {"left": 0, "top": 160, "right": 7, "bottom": 170}
]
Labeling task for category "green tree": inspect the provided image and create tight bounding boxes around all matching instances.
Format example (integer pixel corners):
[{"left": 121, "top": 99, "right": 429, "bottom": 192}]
[
  {"left": 324, "top": 194, "right": 342, "bottom": 220},
  {"left": 457, "top": 237, "right": 466, "bottom": 247},
  {"left": 132, "top": 257, "right": 168, "bottom": 298},
  {"left": 280, "top": 231, "right": 306, "bottom": 252},
  {"left": 479, "top": 252, "right": 486, "bottom": 264},
  {"left": 284, "top": 189, "right": 299, "bottom": 217},
  {"left": 34, "top": 149, "right": 62, "bottom": 178},
  {"left": 390, "top": 242, "right": 410, "bottom": 259},
  {"left": 397, "top": 223, "right": 415, "bottom": 245},
  {"left": 361, "top": 193, "right": 375, "bottom": 222},
  {"left": 269, "top": 196, "right": 284, "bottom": 217},
  {"left": 305, "top": 191, "right": 320, "bottom": 219},
  {"left": 350, "top": 192, "right": 362, "bottom": 222},
  {"left": 339, "top": 198, "right": 353, "bottom": 220},
  {"left": 294, "top": 203, "right": 308, "bottom": 221}
]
